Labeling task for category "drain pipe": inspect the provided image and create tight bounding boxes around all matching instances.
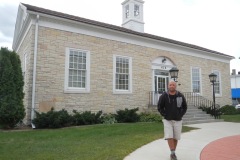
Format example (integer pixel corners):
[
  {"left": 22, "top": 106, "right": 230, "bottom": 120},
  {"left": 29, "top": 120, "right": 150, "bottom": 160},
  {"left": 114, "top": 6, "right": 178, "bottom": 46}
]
[{"left": 31, "top": 14, "right": 39, "bottom": 128}]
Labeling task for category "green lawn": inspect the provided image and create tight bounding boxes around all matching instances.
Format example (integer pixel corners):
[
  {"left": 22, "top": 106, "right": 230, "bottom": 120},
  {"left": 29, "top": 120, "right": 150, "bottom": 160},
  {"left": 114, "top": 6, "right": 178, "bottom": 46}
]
[
  {"left": 0, "top": 123, "right": 193, "bottom": 160},
  {"left": 222, "top": 114, "right": 240, "bottom": 122}
]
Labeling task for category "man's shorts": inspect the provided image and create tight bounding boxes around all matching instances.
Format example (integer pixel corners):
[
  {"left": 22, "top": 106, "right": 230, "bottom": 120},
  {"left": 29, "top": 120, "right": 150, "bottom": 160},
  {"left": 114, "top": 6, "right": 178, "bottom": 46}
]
[{"left": 162, "top": 119, "right": 183, "bottom": 140}]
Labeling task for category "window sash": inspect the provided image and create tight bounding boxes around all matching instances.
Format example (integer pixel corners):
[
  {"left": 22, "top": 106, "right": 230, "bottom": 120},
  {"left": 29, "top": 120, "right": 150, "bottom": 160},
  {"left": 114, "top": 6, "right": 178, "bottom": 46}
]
[
  {"left": 192, "top": 68, "right": 200, "bottom": 93},
  {"left": 65, "top": 48, "right": 90, "bottom": 93},
  {"left": 68, "top": 50, "right": 87, "bottom": 89},
  {"left": 213, "top": 71, "right": 220, "bottom": 94},
  {"left": 115, "top": 56, "right": 130, "bottom": 91}
]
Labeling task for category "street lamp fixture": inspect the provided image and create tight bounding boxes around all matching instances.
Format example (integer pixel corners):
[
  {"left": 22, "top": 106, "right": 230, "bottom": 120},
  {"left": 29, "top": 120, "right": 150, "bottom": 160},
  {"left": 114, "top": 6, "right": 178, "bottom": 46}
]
[
  {"left": 209, "top": 73, "right": 217, "bottom": 118},
  {"left": 169, "top": 67, "right": 179, "bottom": 82}
]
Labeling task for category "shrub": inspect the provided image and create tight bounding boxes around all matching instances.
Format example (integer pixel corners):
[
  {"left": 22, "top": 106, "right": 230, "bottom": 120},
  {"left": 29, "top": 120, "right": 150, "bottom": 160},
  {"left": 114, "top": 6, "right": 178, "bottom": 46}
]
[
  {"left": 32, "top": 108, "right": 73, "bottom": 129},
  {"left": 101, "top": 113, "right": 117, "bottom": 124},
  {"left": 72, "top": 110, "right": 102, "bottom": 125},
  {"left": 139, "top": 112, "right": 162, "bottom": 122},
  {"left": 115, "top": 108, "right": 140, "bottom": 123},
  {"left": 0, "top": 48, "right": 25, "bottom": 128},
  {"left": 220, "top": 105, "right": 239, "bottom": 115}
]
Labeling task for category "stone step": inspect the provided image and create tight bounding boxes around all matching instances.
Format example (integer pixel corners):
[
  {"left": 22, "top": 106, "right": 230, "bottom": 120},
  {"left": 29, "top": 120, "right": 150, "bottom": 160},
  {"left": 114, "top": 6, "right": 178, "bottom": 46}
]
[
  {"left": 185, "top": 111, "right": 205, "bottom": 114},
  {"left": 183, "top": 114, "right": 213, "bottom": 118},
  {"left": 147, "top": 104, "right": 223, "bottom": 125},
  {"left": 183, "top": 119, "right": 224, "bottom": 125},
  {"left": 183, "top": 116, "right": 215, "bottom": 121}
]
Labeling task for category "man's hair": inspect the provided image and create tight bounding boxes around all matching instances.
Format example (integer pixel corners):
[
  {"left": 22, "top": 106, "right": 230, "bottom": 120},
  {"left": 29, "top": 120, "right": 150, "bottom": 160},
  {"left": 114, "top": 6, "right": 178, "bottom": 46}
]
[{"left": 168, "top": 80, "right": 176, "bottom": 85}]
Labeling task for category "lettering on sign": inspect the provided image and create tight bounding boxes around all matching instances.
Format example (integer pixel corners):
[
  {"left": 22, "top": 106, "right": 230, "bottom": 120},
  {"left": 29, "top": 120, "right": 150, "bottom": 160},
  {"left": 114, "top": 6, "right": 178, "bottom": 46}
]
[{"left": 161, "top": 66, "right": 167, "bottom": 70}]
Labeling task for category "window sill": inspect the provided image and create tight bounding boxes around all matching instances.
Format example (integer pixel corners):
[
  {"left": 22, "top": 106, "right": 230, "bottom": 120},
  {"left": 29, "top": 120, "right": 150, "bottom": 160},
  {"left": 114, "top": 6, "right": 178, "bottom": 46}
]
[
  {"left": 113, "top": 90, "right": 132, "bottom": 94},
  {"left": 215, "top": 94, "right": 222, "bottom": 98},
  {"left": 64, "top": 89, "right": 90, "bottom": 94}
]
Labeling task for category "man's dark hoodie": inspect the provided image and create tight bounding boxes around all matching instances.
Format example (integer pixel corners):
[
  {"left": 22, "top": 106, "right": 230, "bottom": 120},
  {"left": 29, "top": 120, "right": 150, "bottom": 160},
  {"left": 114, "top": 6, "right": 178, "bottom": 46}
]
[{"left": 158, "top": 91, "right": 187, "bottom": 121}]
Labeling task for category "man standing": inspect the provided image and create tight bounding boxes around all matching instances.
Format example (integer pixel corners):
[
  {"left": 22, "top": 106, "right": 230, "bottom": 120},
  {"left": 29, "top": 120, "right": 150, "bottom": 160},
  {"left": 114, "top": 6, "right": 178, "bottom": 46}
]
[{"left": 158, "top": 80, "right": 187, "bottom": 160}]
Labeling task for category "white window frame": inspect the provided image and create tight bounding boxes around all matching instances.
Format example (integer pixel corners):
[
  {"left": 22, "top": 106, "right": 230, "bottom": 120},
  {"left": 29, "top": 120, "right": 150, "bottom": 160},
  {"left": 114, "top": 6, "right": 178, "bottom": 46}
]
[
  {"left": 64, "top": 48, "right": 90, "bottom": 93},
  {"left": 113, "top": 55, "right": 132, "bottom": 94},
  {"left": 191, "top": 67, "right": 202, "bottom": 95},
  {"left": 213, "top": 70, "right": 222, "bottom": 97}
]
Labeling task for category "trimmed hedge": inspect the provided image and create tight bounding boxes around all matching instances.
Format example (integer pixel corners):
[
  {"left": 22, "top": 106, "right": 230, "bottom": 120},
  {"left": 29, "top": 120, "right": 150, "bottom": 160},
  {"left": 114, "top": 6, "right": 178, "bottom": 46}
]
[
  {"left": 115, "top": 108, "right": 140, "bottom": 123},
  {"left": 32, "top": 108, "right": 73, "bottom": 129},
  {"left": 220, "top": 105, "right": 240, "bottom": 115},
  {"left": 32, "top": 107, "right": 161, "bottom": 129}
]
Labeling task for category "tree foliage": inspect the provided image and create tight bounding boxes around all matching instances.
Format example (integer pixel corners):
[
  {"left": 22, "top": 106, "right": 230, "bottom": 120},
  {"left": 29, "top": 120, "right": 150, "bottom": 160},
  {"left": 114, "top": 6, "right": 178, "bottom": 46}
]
[{"left": 0, "top": 47, "right": 25, "bottom": 128}]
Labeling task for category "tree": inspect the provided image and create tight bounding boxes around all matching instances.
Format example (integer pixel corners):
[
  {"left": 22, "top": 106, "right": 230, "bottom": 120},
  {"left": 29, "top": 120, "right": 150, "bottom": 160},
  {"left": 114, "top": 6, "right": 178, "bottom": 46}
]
[{"left": 0, "top": 47, "right": 25, "bottom": 128}]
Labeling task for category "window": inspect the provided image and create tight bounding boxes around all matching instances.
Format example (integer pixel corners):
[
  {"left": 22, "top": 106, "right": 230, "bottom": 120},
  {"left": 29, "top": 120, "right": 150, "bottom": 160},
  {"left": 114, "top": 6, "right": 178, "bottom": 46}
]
[
  {"left": 213, "top": 70, "right": 221, "bottom": 95},
  {"left": 125, "top": 5, "right": 129, "bottom": 18},
  {"left": 65, "top": 48, "right": 90, "bottom": 93},
  {"left": 191, "top": 67, "right": 201, "bottom": 93},
  {"left": 134, "top": 5, "right": 139, "bottom": 16},
  {"left": 113, "top": 55, "right": 132, "bottom": 94}
]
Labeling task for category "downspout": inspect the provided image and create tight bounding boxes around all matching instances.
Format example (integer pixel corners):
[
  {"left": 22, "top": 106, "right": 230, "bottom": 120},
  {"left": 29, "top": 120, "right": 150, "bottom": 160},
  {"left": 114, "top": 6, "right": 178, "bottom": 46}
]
[{"left": 31, "top": 14, "right": 39, "bottom": 128}]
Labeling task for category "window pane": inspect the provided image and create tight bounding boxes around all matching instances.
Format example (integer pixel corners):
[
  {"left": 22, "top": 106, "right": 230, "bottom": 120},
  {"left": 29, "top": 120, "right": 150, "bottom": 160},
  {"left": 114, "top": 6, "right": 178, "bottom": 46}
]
[
  {"left": 68, "top": 50, "right": 87, "bottom": 88},
  {"left": 115, "top": 56, "right": 130, "bottom": 90},
  {"left": 213, "top": 71, "right": 220, "bottom": 94},
  {"left": 192, "top": 68, "right": 200, "bottom": 93}
]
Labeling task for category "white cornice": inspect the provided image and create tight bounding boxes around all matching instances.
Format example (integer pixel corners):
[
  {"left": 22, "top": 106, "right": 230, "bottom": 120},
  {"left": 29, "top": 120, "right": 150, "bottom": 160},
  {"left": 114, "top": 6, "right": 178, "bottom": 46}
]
[
  {"left": 13, "top": 14, "right": 33, "bottom": 52},
  {"left": 15, "top": 10, "right": 231, "bottom": 63}
]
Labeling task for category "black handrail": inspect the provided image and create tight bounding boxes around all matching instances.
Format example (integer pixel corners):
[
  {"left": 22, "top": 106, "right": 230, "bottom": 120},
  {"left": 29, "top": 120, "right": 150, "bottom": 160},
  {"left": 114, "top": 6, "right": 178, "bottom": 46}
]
[{"left": 149, "top": 91, "right": 221, "bottom": 119}]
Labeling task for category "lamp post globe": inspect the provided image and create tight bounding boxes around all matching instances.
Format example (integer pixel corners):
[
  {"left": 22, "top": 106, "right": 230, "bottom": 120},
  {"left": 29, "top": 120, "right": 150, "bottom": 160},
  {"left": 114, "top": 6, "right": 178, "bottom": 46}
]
[
  {"left": 169, "top": 67, "right": 179, "bottom": 82},
  {"left": 209, "top": 73, "right": 217, "bottom": 83}
]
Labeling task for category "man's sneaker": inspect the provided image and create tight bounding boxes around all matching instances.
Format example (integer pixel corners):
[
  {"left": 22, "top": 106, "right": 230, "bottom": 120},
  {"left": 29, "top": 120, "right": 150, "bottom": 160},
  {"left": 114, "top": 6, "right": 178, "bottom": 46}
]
[{"left": 170, "top": 153, "right": 178, "bottom": 160}]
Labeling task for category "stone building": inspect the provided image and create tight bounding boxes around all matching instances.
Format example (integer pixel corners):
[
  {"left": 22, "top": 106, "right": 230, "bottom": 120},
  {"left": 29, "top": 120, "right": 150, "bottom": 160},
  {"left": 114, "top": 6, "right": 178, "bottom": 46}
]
[{"left": 13, "top": 0, "right": 234, "bottom": 124}]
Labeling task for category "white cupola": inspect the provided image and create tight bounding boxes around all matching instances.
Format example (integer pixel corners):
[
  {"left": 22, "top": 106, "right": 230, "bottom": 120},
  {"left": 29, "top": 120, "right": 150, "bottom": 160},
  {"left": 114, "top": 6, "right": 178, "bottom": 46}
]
[{"left": 121, "top": 0, "right": 144, "bottom": 32}]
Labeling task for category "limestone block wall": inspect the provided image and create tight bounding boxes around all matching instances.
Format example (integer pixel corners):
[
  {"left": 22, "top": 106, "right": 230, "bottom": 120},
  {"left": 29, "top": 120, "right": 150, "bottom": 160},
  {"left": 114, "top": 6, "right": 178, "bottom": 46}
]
[
  {"left": 33, "top": 26, "right": 231, "bottom": 116},
  {"left": 16, "top": 26, "right": 35, "bottom": 123}
]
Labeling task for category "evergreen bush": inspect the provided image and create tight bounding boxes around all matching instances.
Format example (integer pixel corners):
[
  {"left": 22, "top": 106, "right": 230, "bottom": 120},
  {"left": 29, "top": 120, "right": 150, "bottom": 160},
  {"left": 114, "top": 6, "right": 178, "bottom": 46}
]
[
  {"left": 220, "top": 105, "right": 239, "bottom": 115},
  {"left": 115, "top": 108, "right": 140, "bottom": 123},
  {"left": 0, "top": 48, "right": 25, "bottom": 128},
  {"left": 32, "top": 108, "right": 73, "bottom": 129},
  {"left": 72, "top": 110, "right": 102, "bottom": 125}
]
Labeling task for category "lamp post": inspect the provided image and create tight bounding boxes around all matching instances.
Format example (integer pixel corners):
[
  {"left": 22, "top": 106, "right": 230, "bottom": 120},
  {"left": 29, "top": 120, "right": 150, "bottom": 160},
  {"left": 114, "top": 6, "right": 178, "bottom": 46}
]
[
  {"left": 169, "top": 67, "right": 179, "bottom": 82},
  {"left": 209, "top": 73, "right": 217, "bottom": 118}
]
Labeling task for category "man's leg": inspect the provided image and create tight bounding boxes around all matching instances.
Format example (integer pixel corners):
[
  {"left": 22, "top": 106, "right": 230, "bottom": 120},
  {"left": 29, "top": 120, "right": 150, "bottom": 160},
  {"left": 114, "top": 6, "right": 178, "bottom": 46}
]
[
  {"left": 167, "top": 138, "right": 175, "bottom": 150},
  {"left": 168, "top": 138, "right": 177, "bottom": 160},
  {"left": 173, "top": 139, "right": 178, "bottom": 150},
  {"left": 162, "top": 120, "right": 177, "bottom": 159}
]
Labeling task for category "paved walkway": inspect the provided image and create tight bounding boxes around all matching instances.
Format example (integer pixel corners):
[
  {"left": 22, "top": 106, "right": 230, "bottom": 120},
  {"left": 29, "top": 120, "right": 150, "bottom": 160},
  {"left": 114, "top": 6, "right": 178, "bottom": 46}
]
[
  {"left": 200, "top": 135, "right": 240, "bottom": 160},
  {"left": 124, "top": 122, "right": 240, "bottom": 160}
]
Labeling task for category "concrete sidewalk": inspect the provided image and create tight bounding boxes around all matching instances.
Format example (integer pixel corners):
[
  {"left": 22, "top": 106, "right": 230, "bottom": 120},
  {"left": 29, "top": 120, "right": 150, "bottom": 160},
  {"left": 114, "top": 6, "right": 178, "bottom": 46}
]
[{"left": 124, "top": 122, "right": 240, "bottom": 160}]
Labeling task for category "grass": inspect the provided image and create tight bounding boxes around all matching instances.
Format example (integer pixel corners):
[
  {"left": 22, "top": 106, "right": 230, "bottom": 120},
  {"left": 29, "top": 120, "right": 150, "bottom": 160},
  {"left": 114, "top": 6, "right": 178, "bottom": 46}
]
[
  {"left": 222, "top": 114, "right": 240, "bottom": 122},
  {"left": 0, "top": 122, "right": 194, "bottom": 160}
]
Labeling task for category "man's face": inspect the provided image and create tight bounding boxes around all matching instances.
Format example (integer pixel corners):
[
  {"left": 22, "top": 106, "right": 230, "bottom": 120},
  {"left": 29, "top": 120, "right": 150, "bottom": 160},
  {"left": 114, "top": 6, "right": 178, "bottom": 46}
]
[{"left": 168, "top": 81, "right": 176, "bottom": 92}]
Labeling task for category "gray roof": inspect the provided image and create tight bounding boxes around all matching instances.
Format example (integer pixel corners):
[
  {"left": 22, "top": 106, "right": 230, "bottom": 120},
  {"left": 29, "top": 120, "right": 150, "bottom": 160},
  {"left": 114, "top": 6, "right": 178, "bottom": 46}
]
[{"left": 22, "top": 3, "right": 234, "bottom": 59}]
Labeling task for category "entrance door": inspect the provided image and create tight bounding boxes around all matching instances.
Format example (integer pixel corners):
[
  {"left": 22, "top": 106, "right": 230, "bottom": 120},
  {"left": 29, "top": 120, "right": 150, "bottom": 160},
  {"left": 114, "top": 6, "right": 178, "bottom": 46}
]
[
  {"left": 153, "top": 75, "right": 169, "bottom": 105},
  {"left": 155, "top": 75, "right": 169, "bottom": 93}
]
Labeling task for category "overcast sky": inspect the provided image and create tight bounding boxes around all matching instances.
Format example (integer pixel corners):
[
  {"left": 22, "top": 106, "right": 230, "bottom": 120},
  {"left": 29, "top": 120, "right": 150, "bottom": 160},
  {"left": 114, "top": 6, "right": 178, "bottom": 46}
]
[{"left": 0, "top": 0, "right": 239, "bottom": 73}]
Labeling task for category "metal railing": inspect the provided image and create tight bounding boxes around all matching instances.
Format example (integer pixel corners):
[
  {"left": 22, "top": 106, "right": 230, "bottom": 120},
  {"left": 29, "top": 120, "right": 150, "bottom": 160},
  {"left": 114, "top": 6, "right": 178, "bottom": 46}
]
[{"left": 149, "top": 91, "right": 221, "bottom": 119}]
